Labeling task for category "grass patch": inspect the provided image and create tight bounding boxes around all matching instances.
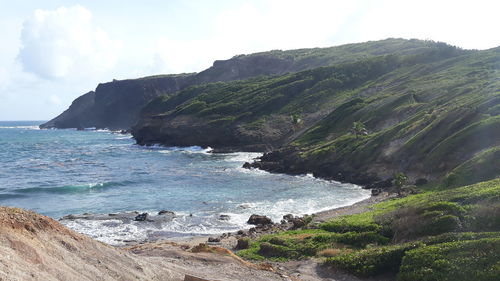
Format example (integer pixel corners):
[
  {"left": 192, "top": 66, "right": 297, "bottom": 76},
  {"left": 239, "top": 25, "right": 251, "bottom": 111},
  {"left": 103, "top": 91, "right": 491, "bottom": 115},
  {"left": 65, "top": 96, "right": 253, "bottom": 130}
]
[{"left": 398, "top": 238, "right": 500, "bottom": 281}]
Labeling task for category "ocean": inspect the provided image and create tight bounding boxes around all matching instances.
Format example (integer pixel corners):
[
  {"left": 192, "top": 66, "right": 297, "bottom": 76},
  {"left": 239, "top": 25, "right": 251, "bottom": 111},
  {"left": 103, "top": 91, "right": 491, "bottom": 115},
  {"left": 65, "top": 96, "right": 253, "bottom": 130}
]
[{"left": 0, "top": 121, "right": 370, "bottom": 245}]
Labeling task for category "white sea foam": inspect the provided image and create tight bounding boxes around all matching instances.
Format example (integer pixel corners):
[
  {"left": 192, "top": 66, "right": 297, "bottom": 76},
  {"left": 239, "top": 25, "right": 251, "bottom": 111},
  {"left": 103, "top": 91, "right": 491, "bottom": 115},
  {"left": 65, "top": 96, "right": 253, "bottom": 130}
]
[
  {"left": 61, "top": 183, "right": 370, "bottom": 246},
  {"left": 0, "top": 126, "right": 40, "bottom": 129},
  {"left": 221, "top": 152, "right": 262, "bottom": 163}
]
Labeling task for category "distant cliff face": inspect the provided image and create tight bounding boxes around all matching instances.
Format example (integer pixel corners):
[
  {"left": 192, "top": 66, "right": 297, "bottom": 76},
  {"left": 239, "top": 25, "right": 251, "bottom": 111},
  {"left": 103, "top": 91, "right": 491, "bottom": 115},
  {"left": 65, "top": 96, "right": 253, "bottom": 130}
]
[
  {"left": 40, "top": 75, "right": 193, "bottom": 129},
  {"left": 42, "top": 38, "right": 438, "bottom": 130}
]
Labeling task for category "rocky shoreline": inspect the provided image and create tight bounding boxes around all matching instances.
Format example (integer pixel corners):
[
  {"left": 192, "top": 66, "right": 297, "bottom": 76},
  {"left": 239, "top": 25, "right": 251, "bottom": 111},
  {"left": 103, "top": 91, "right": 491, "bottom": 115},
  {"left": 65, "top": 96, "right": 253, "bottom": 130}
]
[{"left": 59, "top": 190, "right": 391, "bottom": 249}]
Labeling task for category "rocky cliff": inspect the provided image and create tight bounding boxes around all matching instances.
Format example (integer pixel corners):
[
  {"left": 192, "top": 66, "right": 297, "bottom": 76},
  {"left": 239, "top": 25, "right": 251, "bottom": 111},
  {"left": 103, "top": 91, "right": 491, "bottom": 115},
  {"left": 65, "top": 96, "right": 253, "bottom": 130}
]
[
  {"left": 42, "top": 38, "right": 438, "bottom": 130},
  {"left": 132, "top": 42, "right": 499, "bottom": 186}
]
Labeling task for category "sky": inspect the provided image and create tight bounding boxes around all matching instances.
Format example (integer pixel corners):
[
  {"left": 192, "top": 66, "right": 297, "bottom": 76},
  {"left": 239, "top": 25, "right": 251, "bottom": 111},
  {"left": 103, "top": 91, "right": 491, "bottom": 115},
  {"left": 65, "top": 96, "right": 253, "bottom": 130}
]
[{"left": 0, "top": 0, "right": 499, "bottom": 120}]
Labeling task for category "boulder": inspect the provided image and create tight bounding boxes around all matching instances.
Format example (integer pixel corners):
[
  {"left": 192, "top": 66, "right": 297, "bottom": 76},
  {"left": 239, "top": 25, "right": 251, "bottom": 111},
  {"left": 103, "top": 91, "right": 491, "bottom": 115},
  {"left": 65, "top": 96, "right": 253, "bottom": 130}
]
[
  {"left": 218, "top": 214, "right": 230, "bottom": 221},
  {"left": 364, "top": 178, "right": 393, "bottom": 190},
  {"left": 371, "top": 188, "right": 382, "bottom": 196},
  {"left": 415, "top": 178, "right": 428, "bottom": 186},
  {"left": 247, "top": 214, "right": 273, "bottom": 225},
  {"left": 134, "top": 213, "right": 149, "bottom": 221},
  {"left": 290, "top": 218, "right": 306, "bottom": 229},
  {"left": 207, "top": 237, "right": 220, "bottom": 243},
  {"left": 235, "top": 238, "right": 250, "bottom": 250},
  {"left": 158, "top": 210, "right": 175, "bottom": 216}
]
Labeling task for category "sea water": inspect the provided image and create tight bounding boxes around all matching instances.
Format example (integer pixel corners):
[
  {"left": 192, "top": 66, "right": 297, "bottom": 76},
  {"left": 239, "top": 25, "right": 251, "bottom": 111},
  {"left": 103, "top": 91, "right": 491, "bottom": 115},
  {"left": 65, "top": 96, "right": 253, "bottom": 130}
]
[{"left": 0, "top": 121, "right": 370, "bottom": 245}]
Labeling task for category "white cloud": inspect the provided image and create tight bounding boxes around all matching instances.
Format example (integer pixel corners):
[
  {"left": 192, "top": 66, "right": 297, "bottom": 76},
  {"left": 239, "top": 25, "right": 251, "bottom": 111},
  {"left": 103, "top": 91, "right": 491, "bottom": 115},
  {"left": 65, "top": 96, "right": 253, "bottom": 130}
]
[{"left": 17, "top": 5, "right": 121, "bottom": 79}]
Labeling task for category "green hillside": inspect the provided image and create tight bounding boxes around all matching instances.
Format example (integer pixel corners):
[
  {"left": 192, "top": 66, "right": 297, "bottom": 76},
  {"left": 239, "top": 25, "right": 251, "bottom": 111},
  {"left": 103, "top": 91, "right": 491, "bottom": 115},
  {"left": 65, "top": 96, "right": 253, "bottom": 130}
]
[
  {"left": 130, "top": 39, "right": 500, "bottom": 280},
  {"left": 133, "top": 42, "right": 498, "bottom": 185}
]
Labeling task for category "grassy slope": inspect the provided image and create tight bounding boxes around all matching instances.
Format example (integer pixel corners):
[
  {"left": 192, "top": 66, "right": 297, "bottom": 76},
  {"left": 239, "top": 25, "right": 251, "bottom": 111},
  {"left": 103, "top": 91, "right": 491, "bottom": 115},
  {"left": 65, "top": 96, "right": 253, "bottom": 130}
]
[
  {"left": 291, "top": 46, "right": 500, "bottom": 181},
  {"left": 238, "top": 179, "right": 500, "bottom": 280},
  {"left": 135, "top": 43, "right": 498, "bottom": 183}
]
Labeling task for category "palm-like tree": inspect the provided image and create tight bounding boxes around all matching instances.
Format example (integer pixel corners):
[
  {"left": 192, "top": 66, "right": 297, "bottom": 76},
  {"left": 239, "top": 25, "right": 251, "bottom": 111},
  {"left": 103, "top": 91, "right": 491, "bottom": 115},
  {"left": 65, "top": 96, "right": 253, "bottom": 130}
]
[
  {"left": 351, "top": 121, "right": 367, "bottom": 139},
  {"left": 393, "top": 172, "right": 408, "bottom": 196}
]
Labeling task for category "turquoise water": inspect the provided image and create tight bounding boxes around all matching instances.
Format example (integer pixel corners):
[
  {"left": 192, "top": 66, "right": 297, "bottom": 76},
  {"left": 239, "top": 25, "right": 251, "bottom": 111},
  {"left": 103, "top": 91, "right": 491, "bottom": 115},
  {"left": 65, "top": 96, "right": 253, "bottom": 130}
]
[{"left": 0, "top": 121, "right": 369, "bottom": 245}]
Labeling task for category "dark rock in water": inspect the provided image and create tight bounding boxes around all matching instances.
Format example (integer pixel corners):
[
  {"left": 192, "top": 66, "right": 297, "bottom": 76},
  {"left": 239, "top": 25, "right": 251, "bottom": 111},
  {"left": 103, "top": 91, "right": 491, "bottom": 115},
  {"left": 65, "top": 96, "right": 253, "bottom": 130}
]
[
  {"left": 237, "top": 204, "right": 251, "bottom": 209},
  {"left": 158, "top": 210, "right": 175, "bottom": 216},
  {"left": 371, "top": 188, "right": 382, "bottom": 196},
  {"left": 282, "top": 214, "right": 294, "bottom": 221},
  {"left": 242, "top": 162, "right": 252, "bottom": 169},
  {"left": 247, "top": 214, "right": 272, "bottom": 225},
  {"left": 61, "top": 214, "right": 77, "bottom": 220},
  {"left": 218, "top": 214, "right": 230, "bottom": 221},
  {"left": 207, "top": 237, "right": 220, "bottom": 243},
  {"left": 237, "top": 230, "right": 244, "bottom": 235},
  {"left": 415, "top": 178, "right": 428, "bottom": 186},
  {"left": 235, "top": 238, "right": 250, "bottom": 250},
  {"left": 134, "top": 213, "right": 149, "bottom": 221}
]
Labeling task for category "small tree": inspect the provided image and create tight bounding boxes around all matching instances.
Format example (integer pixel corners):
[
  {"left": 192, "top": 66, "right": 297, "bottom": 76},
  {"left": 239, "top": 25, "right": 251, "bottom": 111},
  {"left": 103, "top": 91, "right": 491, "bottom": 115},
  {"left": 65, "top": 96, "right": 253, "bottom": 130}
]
[
  {"left": 351, "top": 121, "right": 367, "bottom": 139},
  {"left": 393, "top": 172, "right": 408, "bottom": 196},
  {"left": 291, "top": 114, "right": 302, "bottom": 125}
]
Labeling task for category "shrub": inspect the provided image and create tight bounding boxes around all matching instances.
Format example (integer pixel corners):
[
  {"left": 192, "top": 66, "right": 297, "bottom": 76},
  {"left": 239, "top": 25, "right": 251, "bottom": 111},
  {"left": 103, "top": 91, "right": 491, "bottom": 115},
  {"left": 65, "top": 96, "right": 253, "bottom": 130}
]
[
  {"left": 467, "top": 202, "right": 500, "bottom": 231},
  {"left": 425, "top": 215, "right": 461, "bottom": 235},
  {"left": 398, "top": 238, "right": 500, "bottom": 281},
  {"left": 375, "top": 201, "right": 464, "bottom": 242},
  {"left": 325, "top": 242, "right": 423, "bottom": 277},
  {"left": 336, "top": 232, "right": 390, "bottom": 248},
  {"left": 420, "top": 232, "right": 500, "bottom": 245},
  {"left": 257, "top": 242, "right": 295, "bottom": 259},
  {"left": 320, "top": 219, "right": 381, "bottom": 233}
]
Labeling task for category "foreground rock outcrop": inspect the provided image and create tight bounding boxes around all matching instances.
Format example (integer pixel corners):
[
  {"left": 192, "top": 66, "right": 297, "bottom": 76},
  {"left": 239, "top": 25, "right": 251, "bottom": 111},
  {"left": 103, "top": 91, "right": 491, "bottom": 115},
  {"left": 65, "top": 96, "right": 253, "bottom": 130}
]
[{"left": 0, "top": 207, "right": 285, "bottom": 281}]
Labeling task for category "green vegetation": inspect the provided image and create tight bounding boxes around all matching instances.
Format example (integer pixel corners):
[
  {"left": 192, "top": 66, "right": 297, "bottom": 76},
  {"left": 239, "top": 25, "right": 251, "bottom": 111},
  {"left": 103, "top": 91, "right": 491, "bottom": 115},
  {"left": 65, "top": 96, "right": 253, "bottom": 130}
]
[
  {"left": 398, "top": 238, "right": 500, "bottom": 281},
  {"left": 393, "top": 173, "right": 408, "bottom": 196},
  {"left": 129, "top": 39, "right": 499, "bottom": 279},
  {"left": 236, "top": 179, "right": 500, "bottom": 279},
  {"left": 350, "top": 121, "right": 367, "bottom": 139}
]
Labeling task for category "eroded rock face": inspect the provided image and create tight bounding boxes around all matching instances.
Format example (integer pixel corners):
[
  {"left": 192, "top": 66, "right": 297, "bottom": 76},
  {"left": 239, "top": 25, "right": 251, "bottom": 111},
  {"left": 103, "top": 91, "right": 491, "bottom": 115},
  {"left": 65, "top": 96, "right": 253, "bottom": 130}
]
[{"left": 41, "top": 75, "right": 193, "bottom": 130}]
